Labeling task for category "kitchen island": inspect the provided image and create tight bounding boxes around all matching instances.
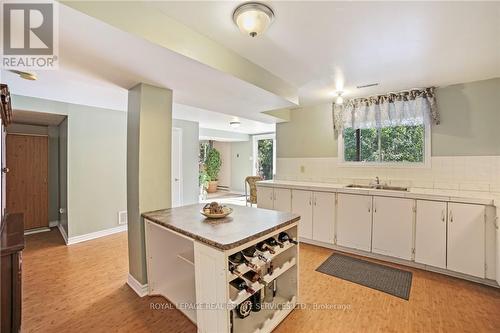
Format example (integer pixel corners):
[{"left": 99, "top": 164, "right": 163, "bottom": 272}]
[{"left": 142, "top": 204, "right": 300, "bottom": 333}]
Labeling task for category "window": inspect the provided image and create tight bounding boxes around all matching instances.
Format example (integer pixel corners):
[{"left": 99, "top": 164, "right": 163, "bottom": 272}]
[
  {"left": 253, "top": 134, "right": 276, "bottom": 179},
  {"left": 340, "top": 123, "right": 429, "bottom": 165}
]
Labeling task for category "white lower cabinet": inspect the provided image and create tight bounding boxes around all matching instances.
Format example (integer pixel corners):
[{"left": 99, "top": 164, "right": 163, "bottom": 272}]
[
  {"left": 257, "top": 187, "right": 291, "bottom": 212},
  {"left": 336, "top": 194, "right": 373, "bottom": 252},
  {"left": 291, "top": 190, "right": 313, "bottom": 239},
  {"left": 447, "top": 202, "right": 485, "bottom": 278},
  {"left": 312, "top": 192, "right": 335, "bottom": 243},
  {"left": 291, "top": 190, "right": 334, "bottom": 242},
  {"left": 257, "top": 186, "right": 274, "bottom": 210},
  {"left": 372, "top": 196, "right": 414, "bottom": 260},
  {"left": 274, "top": 188, "right": 292, "bottom": 212},
  {"left": 415, "top": 200, "right": 447, "bottom": 269}
]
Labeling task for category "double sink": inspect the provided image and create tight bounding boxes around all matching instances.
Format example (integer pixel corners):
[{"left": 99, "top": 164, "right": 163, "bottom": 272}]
[{"left": 346, "top": 184, "right": 408, "bottom": 191}]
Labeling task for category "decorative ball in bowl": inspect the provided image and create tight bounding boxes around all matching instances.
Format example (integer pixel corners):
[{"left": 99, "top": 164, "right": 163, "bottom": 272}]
[{"left": 201, "top": 202, "right": 233, "bottom": 219}]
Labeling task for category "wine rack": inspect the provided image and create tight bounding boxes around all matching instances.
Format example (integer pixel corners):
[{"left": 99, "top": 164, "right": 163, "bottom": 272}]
[{"left": 226, "top": 226, "right": 299, "bottom": 333}]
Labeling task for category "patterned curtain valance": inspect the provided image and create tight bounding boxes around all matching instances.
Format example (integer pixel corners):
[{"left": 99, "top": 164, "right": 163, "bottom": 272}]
[{"left": 333, "top": 87, "right": 439, "bottom": 133}]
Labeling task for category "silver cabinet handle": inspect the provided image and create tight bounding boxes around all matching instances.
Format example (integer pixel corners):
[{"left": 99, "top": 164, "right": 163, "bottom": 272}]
[
  {"left": 309, "top": 195, "right": 312, "bottom": 205},
  {"left": 441, "top": 209, "right": 445, "bottom": 222},
  {"left": 449, "top": 210, "right": 453, "bottom": 223}
]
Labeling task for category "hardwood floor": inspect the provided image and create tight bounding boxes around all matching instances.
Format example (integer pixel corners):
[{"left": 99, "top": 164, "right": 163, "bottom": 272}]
[{"left": 23, "top": 229, "right": 500, "bottom": 333}]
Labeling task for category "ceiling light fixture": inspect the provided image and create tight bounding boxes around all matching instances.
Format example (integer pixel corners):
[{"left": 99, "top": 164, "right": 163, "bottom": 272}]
[
  {"left": 335, "top": 91, "right": 344, "bottom": 105},
  {"left": 230, "top": 117, "right": 241, "bottom": 128},
  {"left": 8, "top": 70, "right": 37, "bottom": 81},
  {"left": 233, "top": 2, "right": 275, "bottom": 37}
]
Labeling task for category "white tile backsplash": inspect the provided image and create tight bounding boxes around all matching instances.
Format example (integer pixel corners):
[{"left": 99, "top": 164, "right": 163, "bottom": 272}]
[{"left": 276, "top": 156, "right": 500, "bottom": 193}]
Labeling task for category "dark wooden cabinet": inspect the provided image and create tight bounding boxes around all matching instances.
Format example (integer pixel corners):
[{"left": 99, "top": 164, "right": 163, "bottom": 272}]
[{"left": 1, "top": 213, "right": 24, "bottom": 333}]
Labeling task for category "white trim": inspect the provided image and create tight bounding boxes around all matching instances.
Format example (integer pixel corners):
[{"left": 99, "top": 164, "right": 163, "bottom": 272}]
[
  {"left": 49, "top": 220, "right": 59, "bottom": 228},
  {"left": 172, "top": 127, "right": 183, "bottom": 207},
  {"left": 66, "top": 225, "right": 127, "bottom": 245},
  {"left": 24, "top": 227, "right": 51, "bottom": 235},
  {"left": 337, "top": 122, "right": 432, "bottom": 169},
  {"left": 58, "top": 223, "right": 68, "bottom": 244},
  {"left": 127, "top": 273, "right": 149, "bottom": 297}
]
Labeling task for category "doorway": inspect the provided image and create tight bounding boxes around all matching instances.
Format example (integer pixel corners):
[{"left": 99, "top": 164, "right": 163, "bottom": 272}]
[
  {"left": 6, "top": 134, "right": 48, "bottom": 230},
  {"left": 172, "top": 127, "right": 183, "bottom": 207},
  {"left": 252, "top": 134, "right": 276, "bottom": 180},
  {"left": 6, "top": 110, "right": 67, "bottom": 236}
]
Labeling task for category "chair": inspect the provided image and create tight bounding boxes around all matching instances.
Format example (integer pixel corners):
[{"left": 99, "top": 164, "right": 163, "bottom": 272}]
[{"left": 245, "top": 176, "right": 263, "bottom": 207}]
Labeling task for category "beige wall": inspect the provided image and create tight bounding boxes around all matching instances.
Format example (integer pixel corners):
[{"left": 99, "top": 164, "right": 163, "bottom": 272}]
[
  {"left": 230, "top": 140, "right": 253, "bottom": 193},
  {"left": 213, "top": 141, "right": 231, "bottom": 188},
  {"left": 277, "top": 78, "right": 500, "bottom": 158}
]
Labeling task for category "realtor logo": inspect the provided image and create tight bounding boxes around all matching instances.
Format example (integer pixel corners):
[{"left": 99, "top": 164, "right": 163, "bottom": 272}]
[{"left": 1, "top": 1, "right": 58, "bottom": 69}]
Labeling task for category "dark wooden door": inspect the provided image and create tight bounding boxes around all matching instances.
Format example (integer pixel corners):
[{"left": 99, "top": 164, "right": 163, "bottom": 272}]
[{"left": 6, "top": 134, "right": 48, "bottom": 230}]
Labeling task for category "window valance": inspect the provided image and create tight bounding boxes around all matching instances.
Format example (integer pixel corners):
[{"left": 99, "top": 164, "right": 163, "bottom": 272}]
[{"left": 333, "top": 87, "right": 439, "bottom": 132}]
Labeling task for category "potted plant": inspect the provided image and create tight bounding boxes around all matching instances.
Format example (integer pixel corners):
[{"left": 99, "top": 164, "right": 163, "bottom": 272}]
[{"left": 205, "top": 147, "right": 221, "bottom": 193}]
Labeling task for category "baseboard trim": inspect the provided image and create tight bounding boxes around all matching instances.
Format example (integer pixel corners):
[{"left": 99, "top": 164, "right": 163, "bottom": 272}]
[
  {"left": 300, "top": 237, "right": 500, "bottom": 288},
  {"left": 67, "top": 225, "right": 128, "bottom": 245},
  {"left": 49, "top": 220, "right": 59, "bottom": 228},
  {"left": 127, "top": 273, "right": 148, "bottom": 297},
  {"left": 57, "top": 224, "right": 68, "bottom": 245},
  {"left": 24, "top": 227, "right": 51, "bottom": 236}
]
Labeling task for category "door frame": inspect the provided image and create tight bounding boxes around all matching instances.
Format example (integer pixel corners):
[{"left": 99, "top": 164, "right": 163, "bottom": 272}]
[
  {"left": 6, "top": 133, "right": 49, "bottom": 230},
  {"left": 172, "top": 127, "right": 183, "bottom": 207},
  {"left": 252, "top": 133, "right": 276, "bottom": 178}
]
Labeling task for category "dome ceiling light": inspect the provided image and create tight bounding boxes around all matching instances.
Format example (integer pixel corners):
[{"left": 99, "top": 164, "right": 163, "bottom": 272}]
[
  {"left": 8, "top": 70, "right": 37, "bottom": 81},
  {"left": 232, "top": 2, "right": 275, "bottom": 37}
]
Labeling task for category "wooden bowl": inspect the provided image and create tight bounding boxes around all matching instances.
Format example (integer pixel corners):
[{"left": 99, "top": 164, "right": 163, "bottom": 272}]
[{"left": 200, "top": 207, "right": 233, "bottom": 219}]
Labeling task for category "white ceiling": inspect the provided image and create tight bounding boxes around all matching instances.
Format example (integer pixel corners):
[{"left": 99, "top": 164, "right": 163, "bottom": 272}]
[
  {"left": 153, "top": 1, "right": 500, "bottom": 104},
  {"left": 1, "top": 3, "right": 294, "bottom": 124},
  {"left": 3, "top": 1, "right": 499, "bottom": 134},
  {"left": 173, "top": 103, "right": 274, "bottom": 135}
]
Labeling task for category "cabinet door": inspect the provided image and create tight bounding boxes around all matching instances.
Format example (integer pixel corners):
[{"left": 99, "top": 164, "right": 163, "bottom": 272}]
[
  {"left": 312, "top": 192, "right": 335, "bottom": 243},
  {"left": 447, "top": 203, "right": 485, "bottom": 278},
  {"left": 415, "top": 200, "right": 447, "bottom": 269},
  {"left": 336, "top": 194, "right": 373, "bottom": 251},
  {"left": 372, "top": 197, "right": 414, "bottom": 260},
  {"left": 257, "top": 187, "right": 274, "bottom": 210},
  {"left": 274, "top": 188, "right": 291, "bottom": 212},
  {"left": 291, "top": 190, "right": 313, "bottom": 239}
]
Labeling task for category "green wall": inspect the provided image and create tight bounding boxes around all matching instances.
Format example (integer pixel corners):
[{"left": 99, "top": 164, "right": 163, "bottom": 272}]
[
  {"left": 11, "top": 95, "right": 127, "bottom": 238},
  {"left": 277, "top": 103, "right": 336, "bottom": 158},
  {"left": 432, "top": 78, "right": 500, "bottom": 156},
  {"left": 277, "top": 78, "right": 500, "bottom": 158}
]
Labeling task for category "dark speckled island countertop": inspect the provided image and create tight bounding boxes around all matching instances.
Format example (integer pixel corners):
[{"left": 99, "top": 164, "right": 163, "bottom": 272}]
[{"left": 142, "top": 204, "right": 300, "bottom": 251}]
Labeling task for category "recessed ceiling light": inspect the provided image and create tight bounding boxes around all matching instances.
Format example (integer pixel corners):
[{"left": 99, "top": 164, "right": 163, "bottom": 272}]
[
  {"left": 230, "top": 117, "right": 241, "bottom": 128},
  {"left": 233, "top": 2, "right": 275, "bottom": 37},
  {"left": 356, "top": 83, "right": 379, "bottom": 89},
  {"left": 9, "top": 70, "right": 37, "bottom": 81}
]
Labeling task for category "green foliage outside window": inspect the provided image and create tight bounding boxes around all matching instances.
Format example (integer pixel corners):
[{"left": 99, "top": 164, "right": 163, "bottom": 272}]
[
  {"left": 257, "top": 139, "right": 273, "bottom": 180},
  {"left": 344, "top": 125, "right": 424, "bottom": 163}
]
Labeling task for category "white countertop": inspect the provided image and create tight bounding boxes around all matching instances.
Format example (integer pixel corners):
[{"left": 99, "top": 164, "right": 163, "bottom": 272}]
[{"left": 257, "top": 180, "right": 499, "bottom": 206}]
